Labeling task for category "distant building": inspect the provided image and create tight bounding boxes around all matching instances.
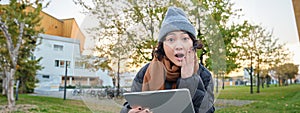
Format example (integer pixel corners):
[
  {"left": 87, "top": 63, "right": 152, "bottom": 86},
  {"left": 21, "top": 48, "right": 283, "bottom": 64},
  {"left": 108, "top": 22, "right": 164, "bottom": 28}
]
[
  {"left": 32, "top": 8, "right": 113, "bottom": 91},
  {"left": 34, "top": 34, "right": 113, "bottom": 91}
]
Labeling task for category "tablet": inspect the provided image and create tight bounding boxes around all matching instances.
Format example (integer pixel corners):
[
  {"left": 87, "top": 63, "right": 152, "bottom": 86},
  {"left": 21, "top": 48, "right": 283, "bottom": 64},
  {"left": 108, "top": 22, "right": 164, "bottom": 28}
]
[{"left": 123, "top": 88, "right": 195, "bottom": 113}]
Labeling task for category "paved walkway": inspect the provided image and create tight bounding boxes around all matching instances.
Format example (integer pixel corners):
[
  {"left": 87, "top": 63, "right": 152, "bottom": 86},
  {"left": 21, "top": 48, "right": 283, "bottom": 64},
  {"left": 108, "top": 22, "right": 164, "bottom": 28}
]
[
  {"left": 31, "top": 90, "right": 255, "bottom": 111},
  {"left": 31, "top": 90, "right": 124, "bottom": 112},
  {"left": 31, "top": 90, "right": 82, "bottom": 100}
]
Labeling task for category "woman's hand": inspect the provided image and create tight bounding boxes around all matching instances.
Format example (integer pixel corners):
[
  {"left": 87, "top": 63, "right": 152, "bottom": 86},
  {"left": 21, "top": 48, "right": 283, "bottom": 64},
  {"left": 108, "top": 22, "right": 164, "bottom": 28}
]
[
  {"left": 128, "top": 106, "right": 152, "bottom": 113},
  {"left": 181, "top": 48, "right": 195, "bottom": 78}
]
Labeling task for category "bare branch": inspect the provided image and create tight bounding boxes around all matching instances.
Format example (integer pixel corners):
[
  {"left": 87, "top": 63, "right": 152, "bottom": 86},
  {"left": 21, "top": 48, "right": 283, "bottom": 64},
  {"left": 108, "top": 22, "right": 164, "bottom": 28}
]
[
  {"left": 14, "top": 21, "right": 25, "bottom": 62},
  {"left": 0, "top": 18, "right": 25, "bottom": 68}
]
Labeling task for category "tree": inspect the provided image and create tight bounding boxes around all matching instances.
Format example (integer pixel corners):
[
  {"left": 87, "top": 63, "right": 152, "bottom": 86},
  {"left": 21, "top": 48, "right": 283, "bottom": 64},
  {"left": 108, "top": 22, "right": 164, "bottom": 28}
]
[
  {"left": 0, "top": 0, "right": 44, "bottom": 110},
  {"left": 237, "top": 24, "right": 291, "bottom": 92},
  {"left": 74, "top": 0, "right": 135, "bottom": 96},
  {"left": 15, "top": 57, "right": 43, "bottom": 93},
  {"left": 249, "top": 26, "right": 277, "bottom": 93},
  {"left": 275, "top": 63, "right": 298, "bottom": 85},
  {"left": 194, "top": 0, "right": 242, "bottom": 74},
  {"left": 125, "top": 0, "right": 169, "bottom": 68},
  {"left": 284, "top": 63, "right": 299, "bottom": 84},
  {"left": 269, "top": 45, "right": 291, "bottom": 86},
  {"left": 236, "top": 22, "right": 258, "bottom": 94},
  {"left": 260, "top": 68, "right": 269, "bottom": 88},
  {"left": 190, "top": 0, "right": 256, "bottom": 92}
]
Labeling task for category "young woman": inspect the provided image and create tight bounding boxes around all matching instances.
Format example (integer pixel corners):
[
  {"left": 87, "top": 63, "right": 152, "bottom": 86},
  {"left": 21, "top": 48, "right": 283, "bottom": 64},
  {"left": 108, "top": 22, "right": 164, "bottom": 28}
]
[{"left": 121, "top": 6, "right": 215, "bottom": 113}]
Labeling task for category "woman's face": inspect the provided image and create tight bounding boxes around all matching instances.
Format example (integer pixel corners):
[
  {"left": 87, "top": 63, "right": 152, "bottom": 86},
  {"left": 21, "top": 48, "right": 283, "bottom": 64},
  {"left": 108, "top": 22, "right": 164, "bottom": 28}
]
[{"left": 163, "top": 31, "right": 193, "bottom": 66}]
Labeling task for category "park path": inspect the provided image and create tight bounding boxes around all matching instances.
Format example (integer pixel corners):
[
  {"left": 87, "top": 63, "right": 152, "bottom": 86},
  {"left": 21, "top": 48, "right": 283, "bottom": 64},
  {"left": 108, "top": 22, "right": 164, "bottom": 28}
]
[{"left": 30, "top": 90, "right": 255, "bottom": 112}]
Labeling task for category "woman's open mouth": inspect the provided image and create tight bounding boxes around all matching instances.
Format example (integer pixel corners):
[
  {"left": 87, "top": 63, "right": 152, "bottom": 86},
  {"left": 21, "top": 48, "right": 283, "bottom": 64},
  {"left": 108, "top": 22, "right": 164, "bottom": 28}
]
[
  {"left": 175, "top": 53, "right": 184, "bottom": 58},
  {"left": 175, "top": 53, "right": 185, "bottom": 61}
]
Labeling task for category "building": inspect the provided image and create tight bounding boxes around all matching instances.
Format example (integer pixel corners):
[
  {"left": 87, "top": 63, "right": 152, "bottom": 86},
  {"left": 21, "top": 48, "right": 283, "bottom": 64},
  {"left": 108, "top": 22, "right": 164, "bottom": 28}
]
[
  {"left": 34, "top": 34, "right": 113, "bottom": 91},
  {"left": 32, "top": 7, "right": 113, "bottom": 91},
  {"left": 292, "top": 0, "right": 300, "bottom": 42}
]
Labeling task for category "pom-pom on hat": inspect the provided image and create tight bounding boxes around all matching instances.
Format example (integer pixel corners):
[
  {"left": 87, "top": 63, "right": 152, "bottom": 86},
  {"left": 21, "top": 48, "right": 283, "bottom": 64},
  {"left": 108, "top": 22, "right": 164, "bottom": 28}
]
[{"left": 158, "top": 6, "right": 196, "bottom": 42}]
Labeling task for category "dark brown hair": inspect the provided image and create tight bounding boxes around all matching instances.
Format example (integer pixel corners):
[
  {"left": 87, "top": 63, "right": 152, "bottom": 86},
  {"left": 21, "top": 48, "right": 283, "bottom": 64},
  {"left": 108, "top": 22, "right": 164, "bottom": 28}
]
[{"left": 154, "top": 31, "right": 203, "bottom": 61}]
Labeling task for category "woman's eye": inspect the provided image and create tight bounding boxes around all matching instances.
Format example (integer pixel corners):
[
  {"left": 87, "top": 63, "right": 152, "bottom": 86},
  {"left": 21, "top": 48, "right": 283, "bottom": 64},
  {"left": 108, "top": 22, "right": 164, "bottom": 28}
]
[
  {"left": 183, "top": 37, "right": 189, "bottom": 41},
  {"left": 167, "top": 38, "right": 174, "bottom": 42}
]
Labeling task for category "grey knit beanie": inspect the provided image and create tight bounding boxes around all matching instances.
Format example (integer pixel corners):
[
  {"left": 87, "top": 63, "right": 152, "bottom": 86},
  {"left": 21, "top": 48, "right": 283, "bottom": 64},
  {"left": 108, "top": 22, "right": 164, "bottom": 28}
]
[{"left": 158, "top": 6, "right": 196, "bottom": 42}]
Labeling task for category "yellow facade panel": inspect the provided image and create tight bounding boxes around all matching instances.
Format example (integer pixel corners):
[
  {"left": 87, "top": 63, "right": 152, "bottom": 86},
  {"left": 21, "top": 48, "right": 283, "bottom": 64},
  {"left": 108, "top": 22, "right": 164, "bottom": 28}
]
[
  {"left": 39, "top": 11, "right": 63, "bottom": 36},
  {"left": 292, "top": 0, "right": 300, "bottom": 42}
]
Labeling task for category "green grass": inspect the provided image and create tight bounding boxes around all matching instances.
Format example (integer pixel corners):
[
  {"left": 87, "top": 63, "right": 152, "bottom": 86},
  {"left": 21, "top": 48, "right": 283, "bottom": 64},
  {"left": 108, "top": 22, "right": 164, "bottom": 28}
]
[
  {"left": 0, "top": 94, "right": 92, "bottom": 113},
  {"left": 216, "top": 84, "right": 300, "bottom": 113}
]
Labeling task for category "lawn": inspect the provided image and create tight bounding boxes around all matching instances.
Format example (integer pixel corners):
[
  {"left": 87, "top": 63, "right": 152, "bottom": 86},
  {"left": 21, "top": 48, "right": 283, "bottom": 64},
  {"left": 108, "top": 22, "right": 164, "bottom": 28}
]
[
  {"left": 216, "top": 84, "right": 300, "bottom": 113},
  {"left": 0, "top": 84, "right": 299, "bottom": 113},
  {"left": 0, "top": 94, "right": 92, "bottom": 113}
]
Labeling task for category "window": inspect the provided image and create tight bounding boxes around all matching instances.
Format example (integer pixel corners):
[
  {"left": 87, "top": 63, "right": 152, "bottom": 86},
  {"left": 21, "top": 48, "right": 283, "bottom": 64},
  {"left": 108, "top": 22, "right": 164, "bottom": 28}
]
[
  {"left": 53, "top": 44, "right": 63, "bottom": 51},
  {"left": 60, "top": 61, "right": 65, "bottom": 67},
  {"left": 55, "top": 60, "right": 59, "bottom": 67},
  {"left": 55, "top": 60, "right": 71, "bottom": 68},
  {"left": 62, "top": 76, "right": 74, "bottom": 80},
  {"left": 30, "top": 55, "right": 36, "bottom": 60},
  {"left": 42, "top": 75, "right": 50, "bottom": 79}
]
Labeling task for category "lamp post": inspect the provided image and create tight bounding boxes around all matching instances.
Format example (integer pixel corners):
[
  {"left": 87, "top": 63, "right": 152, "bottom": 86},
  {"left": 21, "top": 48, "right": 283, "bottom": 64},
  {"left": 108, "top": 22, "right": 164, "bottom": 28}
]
[
  {"left": 15, "top": 80, "right": 20, "bottom": 101},
  {"left": 222, "top": 72, "right": 225, "bottom": 89},
  {"left": 63, "top": 61, "right": 68, "bottom": 100},
  {"left": 216, "top": 73, "right": 219, "bottom": 93}
]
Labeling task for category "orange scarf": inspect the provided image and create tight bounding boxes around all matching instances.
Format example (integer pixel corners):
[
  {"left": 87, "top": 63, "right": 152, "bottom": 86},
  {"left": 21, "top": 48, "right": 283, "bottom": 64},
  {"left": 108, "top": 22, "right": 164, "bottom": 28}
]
[{"left": 142, "top": 55, "right": 199, "bottom": 91}]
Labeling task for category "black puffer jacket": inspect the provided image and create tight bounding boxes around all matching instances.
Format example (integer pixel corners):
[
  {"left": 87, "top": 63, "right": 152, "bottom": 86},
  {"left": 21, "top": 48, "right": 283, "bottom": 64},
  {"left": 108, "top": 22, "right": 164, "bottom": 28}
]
[{"left": 120, "top": 63, "right": 215, "bottom": 113}]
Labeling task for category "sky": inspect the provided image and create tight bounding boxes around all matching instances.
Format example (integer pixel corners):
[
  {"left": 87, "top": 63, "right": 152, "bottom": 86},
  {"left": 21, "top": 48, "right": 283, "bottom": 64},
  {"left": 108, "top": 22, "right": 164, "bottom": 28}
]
[
  {"left": 1, "top": 0, "right": 299, "bottom": 65},
  {"left": 230, "top": 0, "right": 300, "bottom": 65}
]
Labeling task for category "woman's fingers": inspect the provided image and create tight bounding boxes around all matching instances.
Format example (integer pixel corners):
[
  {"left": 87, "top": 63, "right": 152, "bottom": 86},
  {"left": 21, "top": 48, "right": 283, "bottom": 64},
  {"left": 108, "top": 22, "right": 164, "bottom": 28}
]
[
  {"left": 143, "top": 108, "right": 152, "bottom": 113},
  {"left": 128, "top": 106, "right": 142, "bottom": 113},
  {"left": 187, "top": 48, "right": 195, "bottom": 65},
  {"left": 128, "top": 106, "right": 152, "bottom": 113},
  {"left": 181, "top": 48, "right": 195, "bottom": 78}
]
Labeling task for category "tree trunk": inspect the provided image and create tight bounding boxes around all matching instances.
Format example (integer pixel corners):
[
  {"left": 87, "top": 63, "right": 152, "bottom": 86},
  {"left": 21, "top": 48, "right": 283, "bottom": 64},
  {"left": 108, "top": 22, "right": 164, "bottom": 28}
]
[
  {"left": 250, "top": 67, "right": 253, "bottom": 94},
  {"left": 266, "top": 76, "right": 270, "bottom": 87},
  {"left": 5, "top": 69, "right": 16, "bottom": 111},
  {"left": 257, "top": 73, "right": 260, "bottom": 93},
  {"left": 117, "top": 57, "right": 120, "bottom": 97},
  {"left": 262, "top": 78, "right": 264, "bottom": 89},
  {"left": 2, "top": 74, "right": 7, "bottom": 96},
  {"left": 278, "top": 77, "right": 280, "bottom": 87},
  {"left": 216, "top": 73, "right": 219, "bottom": 93}
]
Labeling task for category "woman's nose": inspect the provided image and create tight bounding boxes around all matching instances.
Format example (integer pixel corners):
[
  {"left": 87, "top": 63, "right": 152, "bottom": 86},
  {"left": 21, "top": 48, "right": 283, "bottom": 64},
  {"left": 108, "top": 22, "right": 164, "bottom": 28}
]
[{"left": 175, "top": 44, "right": 183, "bottom": 51}]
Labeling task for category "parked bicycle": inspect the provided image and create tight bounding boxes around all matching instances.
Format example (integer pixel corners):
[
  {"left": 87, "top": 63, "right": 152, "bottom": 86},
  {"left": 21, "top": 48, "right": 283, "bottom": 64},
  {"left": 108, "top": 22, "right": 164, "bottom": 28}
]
[{"left": 72, "top": 88, "right": 83, "bottom": 96}]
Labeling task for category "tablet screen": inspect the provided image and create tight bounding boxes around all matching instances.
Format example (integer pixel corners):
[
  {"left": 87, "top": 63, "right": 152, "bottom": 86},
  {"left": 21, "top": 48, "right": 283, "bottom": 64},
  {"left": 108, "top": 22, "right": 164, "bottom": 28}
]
[{"left": 123, "top": 88, "right": 195, "bottom": 113}]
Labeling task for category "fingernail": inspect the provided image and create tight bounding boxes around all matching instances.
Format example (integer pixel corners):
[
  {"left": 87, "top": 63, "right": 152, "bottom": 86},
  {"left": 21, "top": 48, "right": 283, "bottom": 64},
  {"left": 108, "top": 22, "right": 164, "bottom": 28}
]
[
  {"left": 145, "top": 109, "right": 149, "bottom": 112},
  {"left": 138, "top": 107, "right": 142, "bottom": 110}
]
